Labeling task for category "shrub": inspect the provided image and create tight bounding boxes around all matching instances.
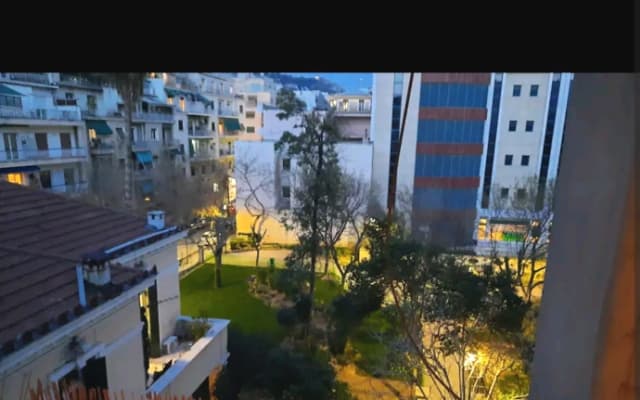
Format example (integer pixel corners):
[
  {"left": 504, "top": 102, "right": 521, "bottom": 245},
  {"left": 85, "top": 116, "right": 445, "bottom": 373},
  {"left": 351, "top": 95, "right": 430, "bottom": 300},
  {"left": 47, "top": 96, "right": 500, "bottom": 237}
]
[
  {"left": 277, "top": 307, "right": 298, "bottom": 328},
  {"left": 256, "top": 268, "right": 269, "bottom": 286},
  {"left": 294, "top": 295, "right": 312, "bottom": 323}
]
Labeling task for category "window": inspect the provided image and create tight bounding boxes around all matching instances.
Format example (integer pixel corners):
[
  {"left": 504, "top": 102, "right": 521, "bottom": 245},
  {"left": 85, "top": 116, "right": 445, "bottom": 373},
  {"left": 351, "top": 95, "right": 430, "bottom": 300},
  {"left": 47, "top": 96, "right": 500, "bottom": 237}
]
[
  {"left": 65, "top": 92, "right": 73, "bottom": 100},
  {"left": 282, "top": 186, "right": 291, "bottom": 198},
  {"left": 190, "top": 167, "right": 196, "bottom": 176},
  {"left": 504, "top": 154, "right": 513, "bottom": 165},
  {"left": 211, "top": 122, "right": 216, "bottom": 131},
  {"left": 512, "top": 84, "right": 521, "bottom": 97},
  {"left": 178, "top": 120, "right": 184, "bottom": 131},
  {"left": 40, "top": 170, "right": 52, "bottom": 188},
  {"left": 60, "top": 133, "right": 71, "bottom": 149},
  {"left": 525, "top": 120, "right": 534, "bottom": 132},
  {"left": 508, "top": 120, "right": 517, "bottom": 132},
  {"left": 521, "top": 155, "right": 530, "bottom": 166},
  {"left": 530, "top": 85, "right": 539, "bottom": 97},
  {"left": 35, "top": 133, "right": 48, "bottom": 151},
  {"left": 167, "top": 97, "right": 174, "bottom": 105},
  {"left": 179, "top": 97, "right": 185, "bottom": 111},
  {"left": 6, "top": 173, "right": 23, "bottom": 185},
  {"left": 500, "top": 188, "right": 509, "bottom": 199},
  {"left": 282, "top": 158, "right": 291, "bottom": 171},
  {"left": 213, "top": 182, "right": 219, "bottom": 192},
  {"left": 245, "top": 111, "right": 255, "bottom": 119},
  {"left": 63, "top": 168, "right": 75, "bottom": 185},
  {"left": 119, "top": 158, "right": 125, "bottom": 169},
  {"left": 0, "top": 95, "right": 22, "bottom": 107},
  {"left": 246, "top": 126, "right": 255, "bottom": 133},
  {"left": 239, "top": 105, "right": 243, "bottom": 113},
  {"left": 150, "top": 128, "right": 157, "bottom": 140},
  {"left": 517, "top": 188, "right": 527, "bottom": 200}
]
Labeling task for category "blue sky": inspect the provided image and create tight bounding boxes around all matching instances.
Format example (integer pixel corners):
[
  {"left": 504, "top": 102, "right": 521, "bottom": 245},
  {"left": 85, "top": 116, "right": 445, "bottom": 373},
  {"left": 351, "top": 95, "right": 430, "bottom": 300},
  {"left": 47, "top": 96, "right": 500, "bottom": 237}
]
[{"left": 291, "top": 73, "right": 372, "bottom": 93}]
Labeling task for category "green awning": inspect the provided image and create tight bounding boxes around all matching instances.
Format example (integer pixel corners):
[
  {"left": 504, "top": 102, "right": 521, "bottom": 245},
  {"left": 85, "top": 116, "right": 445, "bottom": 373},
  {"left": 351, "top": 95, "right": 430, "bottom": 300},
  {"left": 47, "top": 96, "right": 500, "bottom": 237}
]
[
  {"left": 86, "top": 120, "right": 113, "bottom": 136},
  {"left": 0, "top": 84, "right": 22, "bottom": 96},
  {"left": 135, "top": 151, "right": 153, "bottom": 165},
  {"left": 220, "top": 117, "right": 241, "bottom": 132}
]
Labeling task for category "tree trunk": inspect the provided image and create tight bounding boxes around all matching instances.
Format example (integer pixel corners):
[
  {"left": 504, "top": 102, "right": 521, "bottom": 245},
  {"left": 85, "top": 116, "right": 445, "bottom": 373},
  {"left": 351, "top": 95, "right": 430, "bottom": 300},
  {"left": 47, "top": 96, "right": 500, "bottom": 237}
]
[
  {"left": 215, "top": 247, "right": 223, "bottom": 288},
  {"left": 255, "top": 246, "right": 260, "bottom": 268},
  {"left": 323, "top": 246, "right": 330, "bottom": 275}
]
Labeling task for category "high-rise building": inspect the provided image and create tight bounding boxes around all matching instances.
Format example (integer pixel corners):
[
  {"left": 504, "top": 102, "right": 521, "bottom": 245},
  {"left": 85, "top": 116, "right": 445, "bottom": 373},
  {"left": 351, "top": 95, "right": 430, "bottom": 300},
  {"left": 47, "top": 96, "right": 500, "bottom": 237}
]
[{"left": 371, "top": 72, "right": 572, "bottom": 249}]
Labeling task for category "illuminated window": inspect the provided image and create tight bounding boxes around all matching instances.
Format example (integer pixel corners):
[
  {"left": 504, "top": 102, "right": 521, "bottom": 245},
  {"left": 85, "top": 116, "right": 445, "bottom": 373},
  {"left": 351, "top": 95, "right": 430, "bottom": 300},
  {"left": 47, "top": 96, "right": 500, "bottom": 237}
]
[
  {"left": 179, "top": 97, "right": 185, "bottom": 111},
  {"left": 167, "top": 97, "right": 174, "bottom": 105},
  {"left": 88, "top": 129, "right": 97, "bottom": 141},
  {"left": 6, "top": 173, "right": 23, "bottom": 185}
]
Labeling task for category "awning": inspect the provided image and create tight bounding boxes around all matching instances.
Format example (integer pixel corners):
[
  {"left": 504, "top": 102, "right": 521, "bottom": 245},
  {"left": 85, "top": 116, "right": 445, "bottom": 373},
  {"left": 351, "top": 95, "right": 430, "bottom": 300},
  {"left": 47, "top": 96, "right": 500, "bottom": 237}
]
[
  {"left": 142, "top": 181, "right": 154, "bottom": 195},
  {"left": 0, "top": 84, "right": 23, "bottom": 96},
  {"left": 135, "top": 151, "right": 153, "bottom": 165},
  {"left": 220, "top": 117, "right": 241, "bottom": 132},
  {"left": 86, "top": 120, "right": 113, "bottom": 136},
  {"left": 165, "top": 88, "right": 190, "bottom": 98},
  {"left": 0, "top": 165, "right": 40, "bottom": 174}
]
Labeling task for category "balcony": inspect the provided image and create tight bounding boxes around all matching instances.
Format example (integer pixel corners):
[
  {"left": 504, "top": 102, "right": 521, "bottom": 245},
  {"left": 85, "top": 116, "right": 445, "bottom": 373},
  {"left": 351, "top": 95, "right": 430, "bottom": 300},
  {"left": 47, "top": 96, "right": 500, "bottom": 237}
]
[
  {"left": 133, "top": 112, "right": 174, "bottom": 123},
  {"left": 188, "top": 128, "right": 214, "bottom": 138},
  {"left": 0, "top": 148, "right": 87, "bottom": 163},
  {"left": 190, "top": 151, "right": 216, "bottom": 161},
  {"left": 218, "top": 108, "right": 239, "bottom": 117},
  {"left": 4, "top": 73, "right": 52, "bottom": 85},
  {"left": 44, "top": 182, "right": 88, "bottom": 195},
  {"left": 132, "top": 141, "right": 160, "bottom": 152},
  {"left": 162, "top": 139, "right": 181, "bottom": 148},
  {"left": 54, "top": 98, "right": 78, "bottom": 106},
  {"left": 0, "top": 107, "right": 81, "bottom": 121},
  {"left": 334, "top": 105, "right": 371, "bottom": 116},
  {"left": 90, "top": 141, "right": 116, "bottom": 155},
  {"left": 58, "top": 75, "right": 103, "bottom": 90},
  {"left": 219, "top": 149, "right": 234, "bottom": 157},
  {"left": 147, "top": 317, "right": 229, "bottom": 398}
]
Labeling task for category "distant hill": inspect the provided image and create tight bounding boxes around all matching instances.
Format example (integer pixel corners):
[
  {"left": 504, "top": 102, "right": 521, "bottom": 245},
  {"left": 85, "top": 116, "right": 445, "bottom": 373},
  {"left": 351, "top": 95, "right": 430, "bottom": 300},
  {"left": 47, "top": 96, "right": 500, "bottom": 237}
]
[{"left": 264, "top": 73, "right": 344, "bottom": 94}]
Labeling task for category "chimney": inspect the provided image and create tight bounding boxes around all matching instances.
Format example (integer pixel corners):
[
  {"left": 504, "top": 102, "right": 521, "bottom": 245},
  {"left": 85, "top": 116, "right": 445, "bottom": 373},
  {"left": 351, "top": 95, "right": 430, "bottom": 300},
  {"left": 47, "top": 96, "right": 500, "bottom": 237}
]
[
  {"left": 83, "top": 262, "right": 111, "bottom": 286},
  {"left": 76, "top": 265, "right": 87, "bottom": 307},
  {"left": 147, "top": 210, "right": 165, "bottom": 230}
]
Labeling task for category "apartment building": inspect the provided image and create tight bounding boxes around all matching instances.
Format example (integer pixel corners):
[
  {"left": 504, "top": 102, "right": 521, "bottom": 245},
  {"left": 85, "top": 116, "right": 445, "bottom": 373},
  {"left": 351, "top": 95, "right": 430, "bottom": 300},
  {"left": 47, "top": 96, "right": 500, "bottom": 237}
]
[
  {"left": 0, "top": 182, "right": 229, "bottom": 399},
  {"left": 328, "top": 93, "right": 372, "bottom": 141},
  {"left": 0, "top": 73, "right": 89, "bottom": 196},
  {"left": 371, "top": 73, "right": 572, "bottom": 249}
]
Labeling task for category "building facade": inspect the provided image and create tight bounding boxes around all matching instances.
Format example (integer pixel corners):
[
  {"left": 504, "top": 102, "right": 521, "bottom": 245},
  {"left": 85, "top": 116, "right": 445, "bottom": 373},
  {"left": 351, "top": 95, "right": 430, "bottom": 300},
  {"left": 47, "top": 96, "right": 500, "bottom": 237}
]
[{"left": 371, "top": 72, "right": 572, "bottom": 249}]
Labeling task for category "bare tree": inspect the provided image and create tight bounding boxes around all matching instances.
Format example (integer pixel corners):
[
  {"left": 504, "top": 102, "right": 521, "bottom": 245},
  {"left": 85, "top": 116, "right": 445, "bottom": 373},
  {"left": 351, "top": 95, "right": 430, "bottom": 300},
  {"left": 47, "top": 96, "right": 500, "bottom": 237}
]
[
  {"left": 486, "top": 176, "right": 555, "bottom": 304},
  {"left": 202, "top": 216, "right": 235, "bottom": 288},
  {"left": 235, "top": 155, "right": 274, "bottom": 268}
]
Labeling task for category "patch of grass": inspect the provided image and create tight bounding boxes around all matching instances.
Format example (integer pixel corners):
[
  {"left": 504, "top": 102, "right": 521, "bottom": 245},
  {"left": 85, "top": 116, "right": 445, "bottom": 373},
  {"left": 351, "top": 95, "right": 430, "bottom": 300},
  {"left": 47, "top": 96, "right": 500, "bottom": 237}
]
[
  {"left": 180, "top": 264, "right": 285, "bottom": 341},
  {"left": 315, "top": 277, "right": 343, "bottom": 308}
]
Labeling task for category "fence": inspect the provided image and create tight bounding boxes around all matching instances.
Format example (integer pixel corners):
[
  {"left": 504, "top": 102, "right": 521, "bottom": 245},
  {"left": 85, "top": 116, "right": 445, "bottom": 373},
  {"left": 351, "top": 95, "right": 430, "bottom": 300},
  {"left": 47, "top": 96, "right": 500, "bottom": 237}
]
[
  {"left": 28, "top": 381, "right": 198, "bottom": 400},
  {"left": 178, "top": 238, "right": 212, "bottom": 278}
]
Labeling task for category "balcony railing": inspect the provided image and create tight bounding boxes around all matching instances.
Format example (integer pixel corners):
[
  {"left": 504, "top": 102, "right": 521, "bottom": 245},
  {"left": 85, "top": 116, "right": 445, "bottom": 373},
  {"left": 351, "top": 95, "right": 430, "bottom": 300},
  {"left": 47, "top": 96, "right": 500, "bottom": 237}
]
[
  {"left": 44, "top": 182, "right": 88, "bottom": 195},
  {"left": 0, "top": 148, "right": 87, "bottom": 163},
  {"left": 90, "top": 141, "right": 115, "bottom": 155},
  {"left": 133, "top": 112, "right": 173, "bottom": 123},
  {"left": 162, "top": 139, "right": 181, "bottom": 148},
  {"left": 190, "top": 151, "right": 216, "bottom": 161},
  {"left": 334, "top": 106, "right": 372, "bottom": 115},
  {"left": 55, "top": 99, "right": 78, "bottom": 106},
  {"left": 0, "top": 107, "right": 81, "bottom": 121},
  {"left": 58, "top": 75, "right": 103, "bottom": 90},
  {"left": 132, "top": 141, "right": 161, "bottom": 151},
  {"left": 188, "top": 128, "right": 214, "bottom": 137},
  {"left": 5, "top": 73, "right": 51, "bottom": 85},
  {"left": 218, "top": 108, "right": 239, "bottom": 117}
]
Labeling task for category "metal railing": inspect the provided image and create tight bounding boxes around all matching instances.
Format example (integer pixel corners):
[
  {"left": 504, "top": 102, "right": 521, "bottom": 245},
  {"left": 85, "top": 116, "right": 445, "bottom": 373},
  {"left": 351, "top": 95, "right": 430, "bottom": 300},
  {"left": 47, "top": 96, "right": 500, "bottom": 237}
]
[
  {"left": 188, "top": 128, "right": 214, "bottom": 137},
  {"left": 44, "top": 182, "right": 88, "bottom": 194},
  {"left": 334, "top": 106, "right": 371, "bottom": 114},
  {"left": 90, "top": 142, "right": 115, "bottom": 154},
  {"left": 0, "top": 148, "right": 87, "bottom": 163},
  {"left": 132, "top": 141, "right": 161, "bottom": 151},
  {"left": 218, "top": 108, "right": 239, "bottom": 117},
  {"left": 54, "top": 99, "right": 78, "bottom": 106},
  {"left": 6, "top": 73, "right": 51, "bottom": 85},
  {"left": 190, "top": 151, "right": 216, "bottom": 161},
  {"left": 0, "top": 107, "right": 81, "bottom": 121},
  {"left": 133, "top": 112, "right": 173, "bottom": 123}
]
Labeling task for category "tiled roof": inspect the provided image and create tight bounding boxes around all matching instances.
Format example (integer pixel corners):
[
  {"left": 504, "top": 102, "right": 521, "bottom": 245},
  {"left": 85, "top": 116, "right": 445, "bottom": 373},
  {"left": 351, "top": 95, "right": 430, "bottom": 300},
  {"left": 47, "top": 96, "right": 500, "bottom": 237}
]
[{"left": 0, "top": 182, "right": 155, "bottom": 347}]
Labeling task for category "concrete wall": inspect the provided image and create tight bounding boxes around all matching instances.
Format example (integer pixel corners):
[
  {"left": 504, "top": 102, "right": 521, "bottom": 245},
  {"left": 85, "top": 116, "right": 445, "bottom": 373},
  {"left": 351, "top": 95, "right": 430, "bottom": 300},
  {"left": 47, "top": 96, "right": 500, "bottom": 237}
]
[
  {"left": 0, "top": 297, "right": 146, "bottom": 399},
  {"left": 530, "top": 74, "right": 636, "bottom": 399}
]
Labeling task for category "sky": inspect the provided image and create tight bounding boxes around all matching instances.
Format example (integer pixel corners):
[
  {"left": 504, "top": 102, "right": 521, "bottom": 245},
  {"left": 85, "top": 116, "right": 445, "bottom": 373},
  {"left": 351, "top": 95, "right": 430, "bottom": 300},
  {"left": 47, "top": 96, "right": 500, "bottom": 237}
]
[{"left": 291, "top": 73, "right": 372, "bottom": 94}]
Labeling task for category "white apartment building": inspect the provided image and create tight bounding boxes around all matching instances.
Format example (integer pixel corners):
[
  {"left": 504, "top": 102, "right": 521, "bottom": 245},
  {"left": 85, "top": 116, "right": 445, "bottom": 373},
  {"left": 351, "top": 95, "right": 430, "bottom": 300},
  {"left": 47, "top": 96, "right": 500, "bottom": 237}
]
[
  {"left": 0, "top": 182, "right": 228, "bottom": 399},
  {"left": 370, "top": 72, "right": 572, "bottom": 250},
  {"left": 328, "top": 93, "right": 372, "bottom": 141},
  {"left": 0, "top": 73, "right": 89, "bottom": 196}
]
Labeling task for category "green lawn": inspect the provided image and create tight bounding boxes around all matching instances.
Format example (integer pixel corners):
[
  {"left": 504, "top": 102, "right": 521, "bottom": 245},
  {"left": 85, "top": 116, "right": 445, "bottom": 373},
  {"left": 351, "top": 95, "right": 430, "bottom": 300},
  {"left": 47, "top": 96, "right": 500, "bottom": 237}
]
[
  {"left": 180, "top": 263, "right": 285, "bottom": 341},
  {"left": 180, "top": 262, "right": 344, "bottom": 341}
]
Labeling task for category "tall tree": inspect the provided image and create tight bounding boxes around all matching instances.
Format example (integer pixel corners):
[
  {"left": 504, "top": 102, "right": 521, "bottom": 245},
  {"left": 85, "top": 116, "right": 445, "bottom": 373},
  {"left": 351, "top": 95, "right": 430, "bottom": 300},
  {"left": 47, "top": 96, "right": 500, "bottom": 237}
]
[
  {"left": 235, "top": 155, "right": 274, "bottom": 268},
  {"left": 275, "top": 89, "right": 340, "bottom": 314}
]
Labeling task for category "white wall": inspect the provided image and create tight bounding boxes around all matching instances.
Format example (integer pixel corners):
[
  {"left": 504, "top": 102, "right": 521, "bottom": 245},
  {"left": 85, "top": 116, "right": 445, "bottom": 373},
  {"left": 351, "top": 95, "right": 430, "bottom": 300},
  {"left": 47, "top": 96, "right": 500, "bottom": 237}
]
[{"left": 260, "top": 109, "right": 303, "bottom": 141}]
